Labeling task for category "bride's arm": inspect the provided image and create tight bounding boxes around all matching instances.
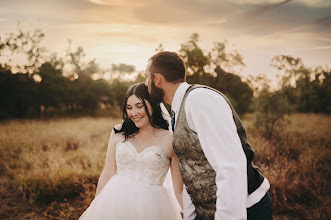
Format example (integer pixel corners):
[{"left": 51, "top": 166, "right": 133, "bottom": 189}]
[
  {"left": 95, "top": 127, "right": 119, "bottom": 196},
  {"left": 170, "top": 148, "right": 184, "bottom": 209},
  {"left": 160, "top": 103, "right": 184, "bottom": 209}
]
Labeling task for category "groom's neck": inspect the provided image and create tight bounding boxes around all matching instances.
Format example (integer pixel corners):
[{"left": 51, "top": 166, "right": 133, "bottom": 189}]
[{"left": 163, "top": 82, "right": 183, "bottom": 106}]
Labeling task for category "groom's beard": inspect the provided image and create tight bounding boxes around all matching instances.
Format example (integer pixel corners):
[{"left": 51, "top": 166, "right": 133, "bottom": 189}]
[{"left": 150, "top": 81, "right": 164, "bottom": 104}]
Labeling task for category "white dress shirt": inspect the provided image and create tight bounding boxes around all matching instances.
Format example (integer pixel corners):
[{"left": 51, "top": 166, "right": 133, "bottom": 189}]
[{"left": 172, "top": 83, "right": 270, "bottom": 220}]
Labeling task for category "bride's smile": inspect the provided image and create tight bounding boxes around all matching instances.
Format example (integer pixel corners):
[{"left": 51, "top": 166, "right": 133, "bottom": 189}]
[{"left": 126, "top": 95, "right": 152, "bottom": 128}]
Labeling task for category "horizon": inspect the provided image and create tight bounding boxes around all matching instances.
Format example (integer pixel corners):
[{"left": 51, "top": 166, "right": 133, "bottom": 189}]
[{"left": 1, "top": 0, "right": 330, "bottom": 85}]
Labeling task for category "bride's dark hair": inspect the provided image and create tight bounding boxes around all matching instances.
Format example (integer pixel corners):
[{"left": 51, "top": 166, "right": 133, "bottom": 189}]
[{"left": 114, "top": 83, "right": 169, "bottom": 140}]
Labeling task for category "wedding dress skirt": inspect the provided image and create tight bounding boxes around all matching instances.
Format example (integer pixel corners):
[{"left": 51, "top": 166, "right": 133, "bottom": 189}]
[{"left": 79, "top": 141, "right": 182, "bottom": 220}]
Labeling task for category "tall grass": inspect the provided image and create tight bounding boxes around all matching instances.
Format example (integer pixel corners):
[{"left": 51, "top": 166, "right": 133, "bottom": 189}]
[
  {"left": 0, "top": 117, "right": 121, "bottom": 219},
  {"left": 244, "top": 113, "right": 330, "bottom": 220},
  {"left": 0, "top": 114, "right": 329, "bottom": 219}
]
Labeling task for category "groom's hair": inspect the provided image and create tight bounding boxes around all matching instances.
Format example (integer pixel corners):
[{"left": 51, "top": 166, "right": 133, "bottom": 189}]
[{"left": 149, "top": 51, "right": 186, "bottom": 83}]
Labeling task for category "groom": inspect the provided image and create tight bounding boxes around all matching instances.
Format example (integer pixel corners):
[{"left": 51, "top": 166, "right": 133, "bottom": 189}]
[{"left": 145, "top": 51, "right": 272, "bottom": 220}]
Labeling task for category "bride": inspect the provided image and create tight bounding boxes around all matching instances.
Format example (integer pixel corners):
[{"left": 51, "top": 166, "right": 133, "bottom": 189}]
[{"left": 79, "top": 83, "right": 183, "bottom": 220}]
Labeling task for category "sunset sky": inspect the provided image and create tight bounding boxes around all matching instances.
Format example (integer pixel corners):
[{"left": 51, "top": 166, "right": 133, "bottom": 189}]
[{"left": 1, "top": 0, "right": 330, "bottom": 82}]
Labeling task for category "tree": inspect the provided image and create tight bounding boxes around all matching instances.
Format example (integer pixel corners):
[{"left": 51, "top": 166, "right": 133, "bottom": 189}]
[
  {"left": 179, "top": 33, "right": 253, "bottom": 114},
  {"left": 212, "top": 67, "right": 253, "bottom": 114},
  {"left": 109, "top": 79, "right": 131, "bottom": 107},
  {"left": 0, "top": 25, "right": 146, "bottom": 118},
  {"left": 0, "top": 67, "right": 39, "bottom": 118},
  {"left": 253, "top": 74, "right": 291, "bottom": 139},
  {"left": 179, "top": 33, "right": 210, "bottom": 78},
  {"left": 271, "top": 55, "right": 313, "bottom": 112},
  {"left": 0, "top": 23, "right": 47, "bottom": 77},
  {"left": 310, "top": 67, "right": 331, "bottom": 113},
  {"left": 271, "top": 55, "right": 330, "bottom": 113},
  {"left": 155, "top": 43, "right": 164, "bottom": 52},
  {"left": 38, "top": 62, "right": 78, "bottom": 116},
  {"left": 209, "top": 41, "right": 246, "bottom": 74},
  {"left": 110, "top": 63, "right": 136, "bottom": 81}
]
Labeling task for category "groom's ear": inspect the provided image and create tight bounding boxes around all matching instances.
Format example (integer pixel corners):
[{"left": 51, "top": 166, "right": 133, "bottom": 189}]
[{"left": 153, "top": 73, "right": 164, "bottom": 88}]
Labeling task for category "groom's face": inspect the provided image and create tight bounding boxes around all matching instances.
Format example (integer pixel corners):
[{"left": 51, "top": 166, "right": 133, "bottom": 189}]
[{"left": 145, "top": 62, "right": 164, "bottom": 104}]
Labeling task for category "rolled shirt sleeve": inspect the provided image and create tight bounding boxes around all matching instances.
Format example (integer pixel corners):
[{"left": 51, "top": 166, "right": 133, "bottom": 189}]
[
  {"left": 183, "top": 186, "right": 197, "bottom": 220},
  {"left": 185, "top": 89, "right": 248, "bottom": 220}
]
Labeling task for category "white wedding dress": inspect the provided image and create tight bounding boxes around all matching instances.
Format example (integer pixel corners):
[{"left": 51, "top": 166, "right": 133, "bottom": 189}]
[{"left": 79, "top": 140, "right": 182, "bottom": 220}]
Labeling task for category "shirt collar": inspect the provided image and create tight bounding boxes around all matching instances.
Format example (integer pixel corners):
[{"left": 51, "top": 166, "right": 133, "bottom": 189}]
[{"left": 171, "top": 82, "right": 190, "bottom": 114}]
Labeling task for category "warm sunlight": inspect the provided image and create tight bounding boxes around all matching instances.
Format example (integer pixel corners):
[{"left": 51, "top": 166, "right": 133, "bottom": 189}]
[
  {"left": 1, "top": 1, "right": 330, "bottom": 219},
  {"left": 1, "top": 0, "right": 329, "bottom": 81}
]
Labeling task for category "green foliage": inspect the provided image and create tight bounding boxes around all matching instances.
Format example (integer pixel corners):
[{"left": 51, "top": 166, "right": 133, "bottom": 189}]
[
  {"left": 108, "top": 79, "right": 130, "bottom": 107},
  {"left": 0, "top": 27, "right": 143, "bottom": 119},
  {"left": 211, "top": 67, "right": 253, "bottom": 114},
  {"left": 255, "top": 91, "right": 291, "bottom": 139},
  {"left": 0, "top": 24, "right": 46, "bottom": 75},
  {"left": 271, "top": 55, "right": 330, "bottom": 113},
  {"left": 253, "top": 74, "right": 291, "bottom": 139},
  {"left": 310, "top": 67, "right": 331, "bottom": 113},
  {"left": 179, "top": 33, "right": 210, "bottom": 77},
  {"left": 0, "top": 68, "right": 40, "bottom": 119},
  {"left": 111, "top": 63, "right": 135, "bottom": 74},
  {"left": 179, "top": 33, "right": 253, "bottom": 114},
  {"left": 1, "top": 26, "right": 329, "bottom": 120},
  {"left": 210, "top": 41, "right": 246, "bottom": 73},
  {"left": 38, "top": 62, "right": 75, "bottom": 114}
]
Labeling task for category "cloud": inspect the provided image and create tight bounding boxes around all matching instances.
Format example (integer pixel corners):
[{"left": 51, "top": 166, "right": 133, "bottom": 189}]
[
  {"left": 314, "top": 16, "right": 331, "bottom": 26},
  {"left": 244, "top": 0, "right": 294, "bottom": 17},
  {"left": 0, "top": 0, "right": 91, "bottom": 25},
  {"left": 298, "top": 0, "right": 331, "bottom": 7},
  {"left": 95, "top": 30, "right": 159, "bottom": 43},
  {"left": 225, "top": 0, "right": 331, "bottom": 7},
  {"left": 1, "top": 0, "right": 330, "bottom": 72},
  {"left": 306, "top": 45, "right": 331, "bottom": 50},
  {"left": 132, "top": 0, "right": 235, "bottom": 25},
  {"left": 87, "top": 0, "right": 147, "bottom": 6},
  {"left": 219, "top": 0, "right": 331, "bottom": 38},
  {"left": 117, "top": 0, "right": 331, "bottom": 42},
  {"left": 88, "top": 0, "right": 107, "bottom": 5}
]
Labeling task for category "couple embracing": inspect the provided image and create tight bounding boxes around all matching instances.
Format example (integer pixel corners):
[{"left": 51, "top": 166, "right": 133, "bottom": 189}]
[{"left": 79, "top": 51, "right": 272, "bottom": 220}]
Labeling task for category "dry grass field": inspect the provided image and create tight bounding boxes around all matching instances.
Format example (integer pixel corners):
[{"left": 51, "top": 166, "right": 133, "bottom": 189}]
[
  {"left": 0, "top": 117, "right": 122, "bottom": 219},
  {"left": 0, "top": 114, "right": 330, "bottom": 219},
  {"left": 245, "top": 114, "right": 330, "bottom": 219}
]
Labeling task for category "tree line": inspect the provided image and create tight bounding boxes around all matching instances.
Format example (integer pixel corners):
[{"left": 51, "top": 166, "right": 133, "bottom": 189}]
[
  {"left": 1, "top": 27, "right": 330, "bottom": 135},
  {"left": 175, "top": 33, "right": 330, "bottom": 138},
  {"left": 0, "top": 27, "right": 145, "bottom": 119}
]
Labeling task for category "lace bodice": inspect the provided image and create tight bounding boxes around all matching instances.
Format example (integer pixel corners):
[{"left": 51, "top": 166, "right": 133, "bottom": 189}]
[{"left": 115, "top": 141, "right": 170, "bottom": 185}]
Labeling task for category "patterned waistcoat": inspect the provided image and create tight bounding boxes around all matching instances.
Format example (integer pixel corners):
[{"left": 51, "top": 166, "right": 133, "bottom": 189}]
[{"left": 172, "top": 85, "right": 265, "bottom": 219}]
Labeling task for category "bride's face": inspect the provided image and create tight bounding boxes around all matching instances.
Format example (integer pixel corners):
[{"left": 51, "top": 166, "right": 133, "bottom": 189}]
[{"left": 126, "top": 95, "right": 152, "bottom": 128}]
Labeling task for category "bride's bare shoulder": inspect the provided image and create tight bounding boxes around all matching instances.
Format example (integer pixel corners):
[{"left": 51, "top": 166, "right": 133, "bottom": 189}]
[
  {"left": 111, "top": 124, "right": 124, "bottom": 142},
  {"left": 113, "top": 124, "right": 122, "bottom": 131},
  {"left": 156, "top": 129, "right": 172, "bottom": 146},
  {"left": 157, "top": 129, "right": 174, "bottom": 158},
  {"left": 157, "top": 128, "right": 172, "bottom": 138}
]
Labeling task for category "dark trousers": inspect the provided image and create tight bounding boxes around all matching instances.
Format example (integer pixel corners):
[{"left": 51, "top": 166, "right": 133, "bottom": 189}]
[
  {"left": 194, "top": 192, "right": 272, "bottom": 220},
  {"left": 247, "top": 192, "right": 273, "bottom": 220}
]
